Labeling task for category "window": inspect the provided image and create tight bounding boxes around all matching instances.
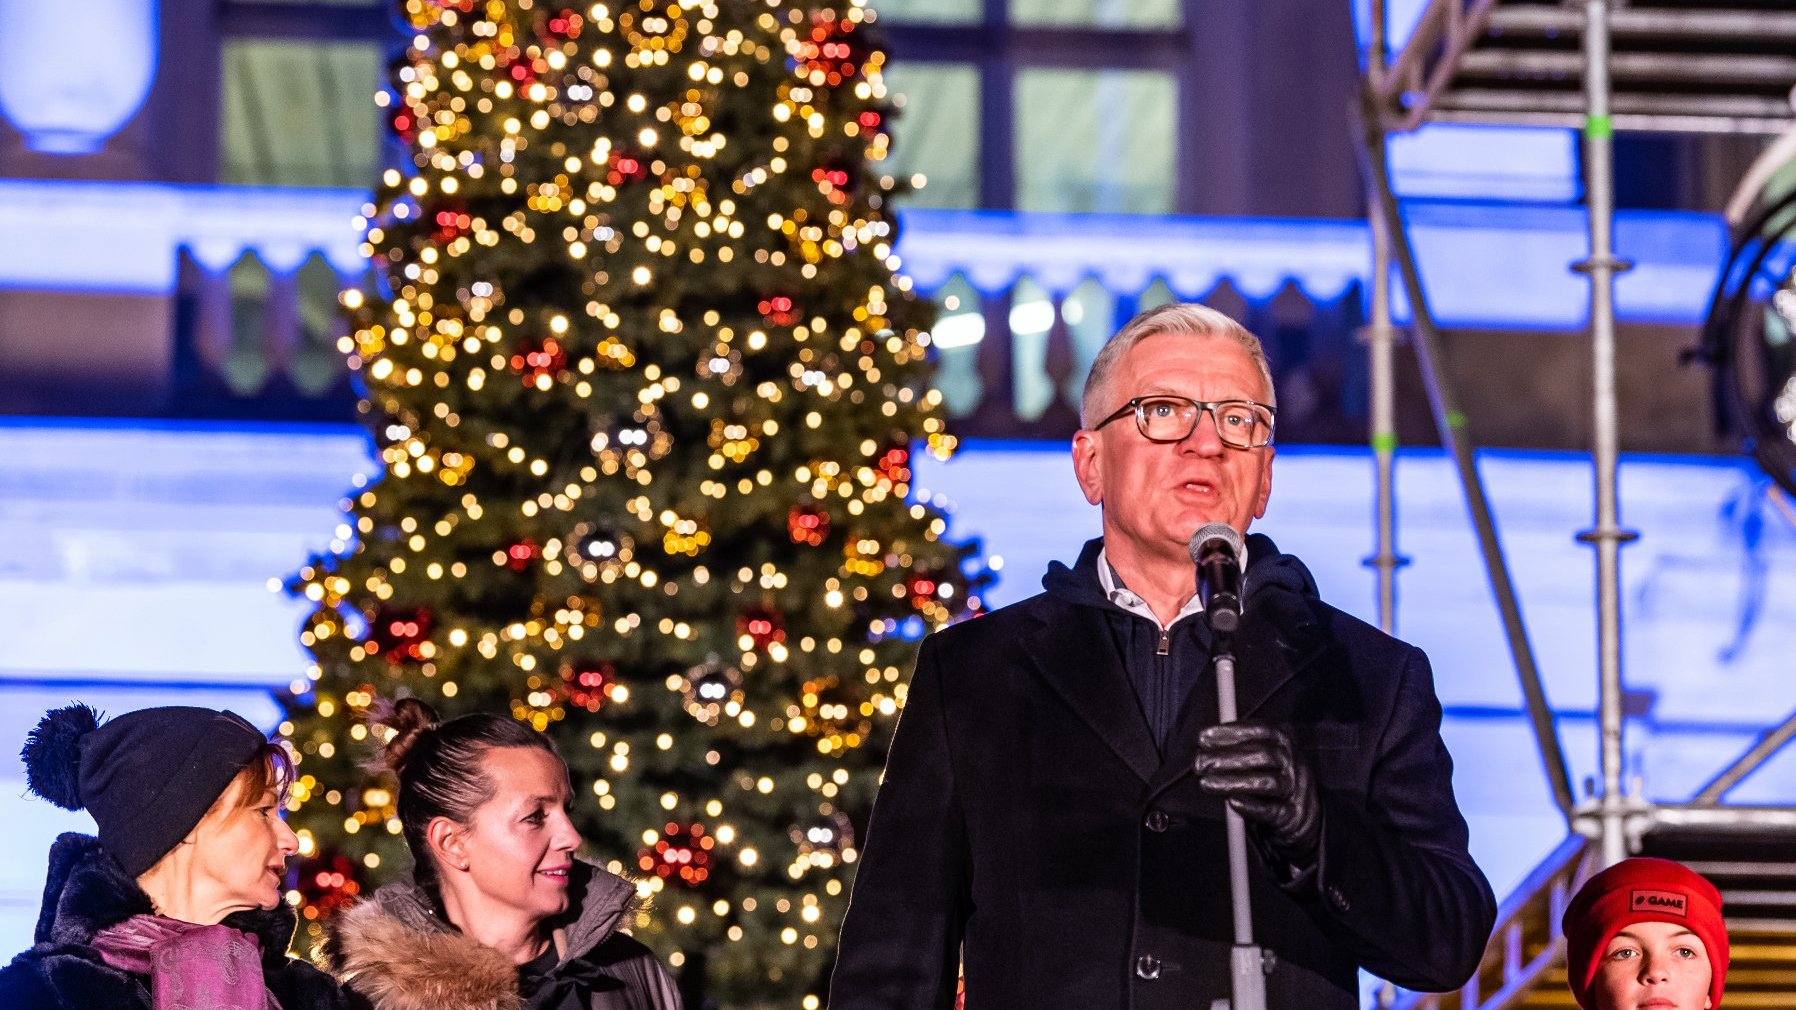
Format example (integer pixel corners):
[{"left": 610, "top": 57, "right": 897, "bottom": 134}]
[
  {"left": 1010, "top": 0, "right": 1178, "bottom": 30},
  {"left": 873, "top": 0, "right": 980, "bottom": 25},
  {"left": 1015, "top": 69, "right": 1175, "bottom": 214},
  {"left": 883, "top": 63, "right": 981, "bottom": 209},
  {"left": 222, "top": 40, "right": 381, "bottom": 188}
]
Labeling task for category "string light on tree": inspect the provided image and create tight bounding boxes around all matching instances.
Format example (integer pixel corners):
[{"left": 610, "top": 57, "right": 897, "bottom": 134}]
[{"left": 284, "top": 0, "right": 992, "bottom": 1003}]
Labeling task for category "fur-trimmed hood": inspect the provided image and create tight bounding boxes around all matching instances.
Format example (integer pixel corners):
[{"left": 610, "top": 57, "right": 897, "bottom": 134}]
[{"left": 332, "top": 859, "right": 680, "bottom": 1010}]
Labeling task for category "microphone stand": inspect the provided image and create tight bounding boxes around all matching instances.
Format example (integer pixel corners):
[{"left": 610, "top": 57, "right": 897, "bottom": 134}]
[{"left": 1212, "top": 625, "right": 1267, "bottom": 1010}]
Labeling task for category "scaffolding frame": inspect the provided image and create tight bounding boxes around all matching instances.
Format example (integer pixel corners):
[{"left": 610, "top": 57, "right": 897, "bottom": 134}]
[{"left": 1361, "top": 0, "right": 1796, "bottom": 869}]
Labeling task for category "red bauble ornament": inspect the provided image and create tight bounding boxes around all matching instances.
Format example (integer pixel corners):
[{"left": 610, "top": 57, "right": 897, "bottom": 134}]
[
  {"left": 429, "top": 201, "right": 470, "bottom": 244},
  {"left": 737, "top": 605, "right": 786, "bottom": 649},
  {"left": 544, "top": 8, "right": 583, "bottom": 38},
  {"left": 810, "top": 162, "right": 856, "bottom": 204},
  {"left": 788, "top": 503, "right": 830, "bottom": 546},
  {"left": 907, "top": 567, "right": 944, "bottom": 609},
  {"left": 606, "top": 149, "right": 650, "bottom": 186},
  {"left": 796, "top": 13, "right": 867, "bottom": 85},
  {"left": 562, "top": 660, "right": 619, "bottom": 712},
  {"left": 388, "top": 104, "right": 418, "bottom": 143},
  {"left": 293, "top": 851, "right": 364, "bottom": 918},
  {"left": 638, "top": 822, "right": 713, "bottom": 886},
  {"left": 509, "top": 336, "right": 566, "bottom": 386},
  {"left": 503, "top": 538, "right": 540, "bottom": 571},
  {"left": 875, "top": 445, "right": 911, "bottom": 484},
  {"left": 758, "top": 294, "right": 801, "bottom": 328},
  {"left": 368, "top": 606, "right": 430, "bottom": 664}
]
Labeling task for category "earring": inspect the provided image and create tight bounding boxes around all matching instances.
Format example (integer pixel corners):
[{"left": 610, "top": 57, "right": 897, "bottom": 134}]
[{"left": 458, "top": 862, "right": 469, "bottom": 871}]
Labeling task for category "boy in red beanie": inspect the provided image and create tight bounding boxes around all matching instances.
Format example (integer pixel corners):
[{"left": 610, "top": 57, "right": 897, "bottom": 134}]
[{"left": 1562, "top": 857, "right": 1728, "bottom": 1010}]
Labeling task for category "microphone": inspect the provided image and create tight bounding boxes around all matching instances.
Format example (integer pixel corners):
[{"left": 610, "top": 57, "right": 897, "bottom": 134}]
[{"left": 1189, "top": 522, "right": 1244, "bottom": 635}]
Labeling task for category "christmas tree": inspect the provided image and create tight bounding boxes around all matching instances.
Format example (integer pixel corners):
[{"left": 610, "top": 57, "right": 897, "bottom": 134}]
[{"left": 282, "top": 0, "right": 988, "bottom": 1005}]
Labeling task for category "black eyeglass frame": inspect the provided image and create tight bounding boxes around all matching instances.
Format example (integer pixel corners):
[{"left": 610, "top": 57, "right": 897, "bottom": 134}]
[{"left": 1090, "top": 395, "right": 1278, "bottom": 448}]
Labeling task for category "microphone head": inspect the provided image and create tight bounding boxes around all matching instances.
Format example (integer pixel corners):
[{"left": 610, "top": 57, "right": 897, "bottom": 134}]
[{"left": 1188, "top": 522, "right": 1244, "bottom": 567}]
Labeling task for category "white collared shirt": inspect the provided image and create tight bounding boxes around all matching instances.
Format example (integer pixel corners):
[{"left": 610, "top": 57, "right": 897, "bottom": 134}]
[{"left": 1096, "top": 545, "right": 1247, "bottom": 632}]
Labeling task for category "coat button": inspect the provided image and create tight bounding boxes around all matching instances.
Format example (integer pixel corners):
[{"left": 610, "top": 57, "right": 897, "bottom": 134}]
[
  {"left": 1135, "top": 954, "right": 1161, "bottom": 980},
  {"left": 1144, "top": 810, "right": 1171, "bottom": 833},
  {"left": 1327, "top": 885, "right": 1351, "bottom": 912}
]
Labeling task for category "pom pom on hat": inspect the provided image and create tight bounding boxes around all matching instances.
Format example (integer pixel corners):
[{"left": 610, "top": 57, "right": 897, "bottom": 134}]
[
  {"left": 17, "top": 704, "right": 266, "bottom": 876},
  {"left": 21, "top": 704, "right": 101, "bottom": 811}
]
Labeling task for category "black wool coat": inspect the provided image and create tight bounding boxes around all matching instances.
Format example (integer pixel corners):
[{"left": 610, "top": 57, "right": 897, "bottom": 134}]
[
  {"left": 830, "top": 536, "right": 1497, "bottom": 1010},
  {"left": 0, "top": 832, "right": 349, "bottom": 1010}
]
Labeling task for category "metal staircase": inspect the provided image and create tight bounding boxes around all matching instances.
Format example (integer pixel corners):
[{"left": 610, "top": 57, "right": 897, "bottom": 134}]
[
  {"left": 1393, "top": 829, "right": 1796, "bottom": 1010},
  {"left": 1361, "top": 2, "right": 1796, "bottom": 1008},
  {"left": 1369, "top": 0, "right": 1796, "bottom": 134},
  {"left": 1640, "top": 829, "right": 1796, "bottom": 1009}
]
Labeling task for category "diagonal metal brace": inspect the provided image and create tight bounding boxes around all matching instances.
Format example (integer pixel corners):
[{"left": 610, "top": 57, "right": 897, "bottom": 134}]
[{"left": 1357, "top": 91, "right": 1578, "bottom": 822}]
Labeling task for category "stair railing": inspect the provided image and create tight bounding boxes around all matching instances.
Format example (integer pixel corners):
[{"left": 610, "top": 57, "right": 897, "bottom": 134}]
[{"left": 1368, "top": 0, "right": 1501, "bottom": 132}]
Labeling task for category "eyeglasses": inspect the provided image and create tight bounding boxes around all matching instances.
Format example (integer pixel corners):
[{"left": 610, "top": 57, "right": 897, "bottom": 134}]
[{"left": 1091, "top": 395, "right": 1276, "bottom": 448}]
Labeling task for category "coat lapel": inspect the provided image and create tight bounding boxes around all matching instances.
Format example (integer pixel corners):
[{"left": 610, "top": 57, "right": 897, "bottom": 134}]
[{"left": 1019, "top": 601, "right": 1161, "bottom": 784}]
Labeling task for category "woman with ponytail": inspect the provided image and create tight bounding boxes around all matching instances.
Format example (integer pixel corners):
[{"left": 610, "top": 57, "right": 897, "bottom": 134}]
[
  {"left": 331, "top": 698, "right": 680, "bottom": 1010},
  {"left": 0, "top": 704, "right": 349, "bottom": 1010}
]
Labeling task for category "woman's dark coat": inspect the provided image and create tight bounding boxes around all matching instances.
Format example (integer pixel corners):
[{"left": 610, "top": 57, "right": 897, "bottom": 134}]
[
  {"left": 332, "top": 859, "right": 681, "bottom": 1010},
  {"left": 0, "top": 832, "right": 349, "bottom": 1010},
  {"left": 831, "top": 535, "right": 1498, "bottom": 1010}
]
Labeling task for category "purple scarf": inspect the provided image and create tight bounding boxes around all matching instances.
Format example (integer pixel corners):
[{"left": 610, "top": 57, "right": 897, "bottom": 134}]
[{"left": 90, "top": 914, "right": 282, "bottom": 1010}]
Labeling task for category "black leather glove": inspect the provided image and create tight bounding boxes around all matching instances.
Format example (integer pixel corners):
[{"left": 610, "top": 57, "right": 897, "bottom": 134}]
[{"left": 1193, "top": 722, "right": 1323, "bottom": 867}]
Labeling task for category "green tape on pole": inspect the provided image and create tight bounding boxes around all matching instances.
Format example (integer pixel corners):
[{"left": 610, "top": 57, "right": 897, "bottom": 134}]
[
  {"left": 1585, "top": 115, "right": 1613, "bottom": 140},
  {"left": 1370, "top": 432, "right": 1399, "bottom": 454},
  {"left": 1446, "top": 410, "right": 1467, "bottom": 431}
]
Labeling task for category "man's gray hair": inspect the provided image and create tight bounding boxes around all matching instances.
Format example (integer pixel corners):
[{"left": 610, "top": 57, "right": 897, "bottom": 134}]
[{"left": 1079, "top": 302, "right": 1276, "bottom": 428}]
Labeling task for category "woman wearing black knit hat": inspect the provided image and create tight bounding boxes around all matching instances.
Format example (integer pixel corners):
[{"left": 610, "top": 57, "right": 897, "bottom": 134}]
[{"left": 0, "top": 703, "right": 350, "bottom": 1010}]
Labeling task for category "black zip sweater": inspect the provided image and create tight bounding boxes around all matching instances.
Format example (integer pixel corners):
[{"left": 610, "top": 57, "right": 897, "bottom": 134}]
[{"left": 1040, "top": 533, "right": 1320, "bottom": 751}]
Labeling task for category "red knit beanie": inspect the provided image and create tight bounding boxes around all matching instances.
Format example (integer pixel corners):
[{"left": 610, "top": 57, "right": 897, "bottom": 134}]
[{"left": 1562, "top": 857, "right": 1727, "bottom": 1010}]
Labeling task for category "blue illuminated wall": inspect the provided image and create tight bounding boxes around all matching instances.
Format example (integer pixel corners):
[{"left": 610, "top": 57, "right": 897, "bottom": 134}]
[{"left": 2, "top": 422, "right": 1793, "bottom": 958}]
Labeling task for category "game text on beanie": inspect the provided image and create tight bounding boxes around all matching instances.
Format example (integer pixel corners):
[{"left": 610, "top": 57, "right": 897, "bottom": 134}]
[
  {"left": 20, "top": 704, "right": 268, "bottom": 877},
  {"left": 1562, "top": 856, "right": 1728, "bottom": 1010}
]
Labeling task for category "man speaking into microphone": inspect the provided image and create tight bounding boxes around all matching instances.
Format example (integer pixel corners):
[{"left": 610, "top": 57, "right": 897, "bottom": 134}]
[{"left": 830, "top": 303, "right": 1495, "bottom": 1010}]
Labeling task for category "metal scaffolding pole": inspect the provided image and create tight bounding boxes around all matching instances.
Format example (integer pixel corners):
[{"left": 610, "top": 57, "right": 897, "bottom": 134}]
[
  {"left": 1365, "top": 201, "right": 1402, "bottom": 636},
  {"left": 1359, "top": 102, "right": 1578, "bottom": 823},
  {"left": 1574, "top": 0, "right": 1638, "bottom": 869},
  {"left": 1366, "top": 26, "right": 1407, "bottom": 1008},
  {"left": 1365, "top": 0, "right": 1402, "bottom": 637},
  {"left": 1692, "top": 706, "right": 1796, "bottom": 805},
  {"left": 1364, "top": 35, "right": 1408, "bottom": 999}
]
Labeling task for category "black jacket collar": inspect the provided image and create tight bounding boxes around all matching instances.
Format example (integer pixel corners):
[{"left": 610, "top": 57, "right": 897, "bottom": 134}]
[
  {"left": 33, "top": 833, "right": 298, "bottom": 969},
  {"left": 1027, "top": 535, "right": 1330, "bottom": 790},
  {"left": 1041, "top": 534, "right": 1320, "bottom": 613}
]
